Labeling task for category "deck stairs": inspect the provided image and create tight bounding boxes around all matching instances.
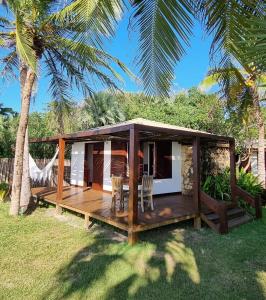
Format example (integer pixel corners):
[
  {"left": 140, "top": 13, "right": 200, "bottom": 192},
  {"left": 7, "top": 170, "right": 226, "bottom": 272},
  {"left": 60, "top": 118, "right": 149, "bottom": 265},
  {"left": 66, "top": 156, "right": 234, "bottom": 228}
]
[{"left": 203, "top": 206, "right": 253, "bottom": 231}]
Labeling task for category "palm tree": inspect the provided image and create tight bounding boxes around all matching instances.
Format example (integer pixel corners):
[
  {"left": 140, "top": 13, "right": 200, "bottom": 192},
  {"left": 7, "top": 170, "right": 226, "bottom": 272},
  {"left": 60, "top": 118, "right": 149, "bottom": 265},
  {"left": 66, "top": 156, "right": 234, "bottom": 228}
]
[
  {"left": 63, "top": 1, "right": 264, "bottom": 96},
  {"left": 238, "top": 16, "right": 266, "bottom": 74},
  {"left": 0, "top": 0, "right": 131, "bottom": 216},
  {"left": 84, "top": 92, "right": 125, "bottom": 127},
  {"left": 47, "top": 99, "right": 76, "bottom": 135},
  {"left": 200, "top": 70, "right": 266, "bottom": 186},
  {"left": 1, "top": 0, "right": 264, "bottom": 214}
]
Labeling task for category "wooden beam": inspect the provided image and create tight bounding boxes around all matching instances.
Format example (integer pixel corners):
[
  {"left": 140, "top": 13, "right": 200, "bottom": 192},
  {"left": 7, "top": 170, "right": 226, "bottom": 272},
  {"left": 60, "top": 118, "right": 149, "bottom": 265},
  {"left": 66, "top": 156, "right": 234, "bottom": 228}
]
[
  {"left": 229, "top": 140, "right": 237, "bottom": 205},
  {"left": 192, "top": 137, "right": 201, "bottom": 228},
  {"left": 128, "top": 125, "right": 139, "bottom": 245},
  {"left": 30, "top": 121, "right": 234, "bottom": 144},
  {"left": 56, "top": 138, "right": 65, "bottom": 213}
]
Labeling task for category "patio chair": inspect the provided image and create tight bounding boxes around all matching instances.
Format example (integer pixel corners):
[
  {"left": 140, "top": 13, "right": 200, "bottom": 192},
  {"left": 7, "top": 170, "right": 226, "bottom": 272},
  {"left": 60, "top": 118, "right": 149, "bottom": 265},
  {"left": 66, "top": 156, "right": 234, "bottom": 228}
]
[
  {"left": 111, "top": 175, "right": 126, "bottom": 211},
  {"left": 139, "top": 175, "right": 154, "bottom": 212}
]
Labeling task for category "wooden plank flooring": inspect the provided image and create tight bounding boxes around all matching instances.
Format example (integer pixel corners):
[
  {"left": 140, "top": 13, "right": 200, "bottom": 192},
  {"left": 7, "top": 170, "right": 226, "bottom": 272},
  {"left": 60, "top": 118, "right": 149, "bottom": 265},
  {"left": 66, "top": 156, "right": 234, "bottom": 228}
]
[{"left": 31, "top": 186, "right": 197, "bottom": 232}]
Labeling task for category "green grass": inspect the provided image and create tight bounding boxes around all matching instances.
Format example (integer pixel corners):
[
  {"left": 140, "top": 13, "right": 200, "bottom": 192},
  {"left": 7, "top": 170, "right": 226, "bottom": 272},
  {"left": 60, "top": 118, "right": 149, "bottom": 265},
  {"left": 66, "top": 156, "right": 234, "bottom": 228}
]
[{"left": 0, "top": 202, "right": 266, "bottom": 300}]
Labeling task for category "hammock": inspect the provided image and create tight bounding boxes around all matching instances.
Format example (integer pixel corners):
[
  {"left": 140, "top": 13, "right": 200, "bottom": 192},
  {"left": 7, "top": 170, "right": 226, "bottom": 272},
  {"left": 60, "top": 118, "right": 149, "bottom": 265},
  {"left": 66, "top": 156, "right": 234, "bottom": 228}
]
[{"left": 29, "top": 148, "right": 59, "bottom": 184}]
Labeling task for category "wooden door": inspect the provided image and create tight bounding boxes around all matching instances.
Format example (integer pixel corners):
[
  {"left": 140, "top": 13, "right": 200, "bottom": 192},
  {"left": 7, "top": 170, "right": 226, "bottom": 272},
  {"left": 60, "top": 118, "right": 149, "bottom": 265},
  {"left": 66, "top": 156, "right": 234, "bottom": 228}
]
[
  {"left": 111, "top": 141, "right": 127, "bottom": 177},
  {"left": 92, "top": 142, "right": 104, "bottom": 190}
]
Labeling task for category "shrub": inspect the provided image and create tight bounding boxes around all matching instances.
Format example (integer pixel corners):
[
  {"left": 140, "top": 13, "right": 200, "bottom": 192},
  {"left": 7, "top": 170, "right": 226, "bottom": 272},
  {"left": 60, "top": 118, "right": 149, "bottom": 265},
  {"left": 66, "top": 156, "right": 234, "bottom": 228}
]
[
  {"left": 0, "top": 182, "right": 10, "bottom": 201},
  {"left": 236, "top": 168, "right": 263, "bottom": 197},
  {"left": 202, "top": 168, "right": 231, "bottom": 201},
  {"left": 202, "top": 168, "right": 264, "bottom": 203}
]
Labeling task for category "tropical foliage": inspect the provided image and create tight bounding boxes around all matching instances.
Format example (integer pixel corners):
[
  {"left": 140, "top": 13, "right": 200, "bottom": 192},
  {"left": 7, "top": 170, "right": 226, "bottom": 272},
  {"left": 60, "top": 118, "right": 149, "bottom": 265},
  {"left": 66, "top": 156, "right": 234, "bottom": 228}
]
[
  {"left": 84, "top": 92, "right": 125, "bottom": 127},
  {"left": 2, "top": 88, "right": 266, "bottom": 159},
  {"left": 237, "top": 168, "right": 264, "bottom": 198},
  {"left": 202, "top": 169, "right": 231, "bottom": 202},
  {"left": 202, "top": 168, "right": 264, "bottom": 207},
  {"left": 0, "top": 0, "right": 131, "bottom": 216},
  {"left": 0, "top": 182, "right": 9, "bottom": 201}
]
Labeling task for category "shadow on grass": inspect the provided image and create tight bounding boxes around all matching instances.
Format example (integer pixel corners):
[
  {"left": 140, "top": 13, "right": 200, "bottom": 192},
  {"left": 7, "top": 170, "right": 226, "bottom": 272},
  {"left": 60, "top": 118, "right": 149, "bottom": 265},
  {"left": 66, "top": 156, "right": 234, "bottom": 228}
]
[{"left": 41, "top": 214, "right": 266, "bottom": 300}]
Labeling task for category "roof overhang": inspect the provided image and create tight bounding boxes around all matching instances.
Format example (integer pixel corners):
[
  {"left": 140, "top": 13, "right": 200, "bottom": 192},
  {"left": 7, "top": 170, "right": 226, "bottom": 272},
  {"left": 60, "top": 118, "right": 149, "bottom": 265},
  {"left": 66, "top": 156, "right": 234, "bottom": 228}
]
[{"left": 29, "top": 119, "right": 234, "bottom": 144}]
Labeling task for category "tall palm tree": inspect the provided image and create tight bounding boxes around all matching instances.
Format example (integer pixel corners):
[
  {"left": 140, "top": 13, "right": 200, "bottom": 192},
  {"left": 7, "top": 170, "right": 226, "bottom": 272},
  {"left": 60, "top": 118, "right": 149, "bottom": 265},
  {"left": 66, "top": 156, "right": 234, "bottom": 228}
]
[
  {"left": 197, "top": 0, "right": 266, "bottom": 185},
  {"left": 200, "top": 70, "right": 266, "bottom": 185},
  {"left": 84, "top": 92, "right": 125, "bottom": 127},
  {"left": 1, "top": 0, "right": 264, "bottom": 214},
  {"left": 47, "top": 99, "right": 76, "bottom": 135},
  {"left": 0, "top": 0, "right": 131, "bottom": 215},
  {"left": 62, "top": 1, "right": 264, "bottom": 96}
]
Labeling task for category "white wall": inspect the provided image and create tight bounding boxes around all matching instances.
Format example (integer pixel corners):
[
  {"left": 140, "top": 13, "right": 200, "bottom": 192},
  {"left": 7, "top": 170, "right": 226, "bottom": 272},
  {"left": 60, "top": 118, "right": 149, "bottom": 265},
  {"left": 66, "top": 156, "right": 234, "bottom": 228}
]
[
  {"left": 71, "top": 141, "right": 183, "bottom": 194},
  {"left": 251, "top": 151, "right": 258, "bottom": 176},
  {"left": 70, "top": 142, "right": 85, "bottom": 186},
  {"left": 100, "top": 141, "right": 182, "bottom": 194},
  {"left": 103, "top": 141, "right": 112, "bottom": 191}
]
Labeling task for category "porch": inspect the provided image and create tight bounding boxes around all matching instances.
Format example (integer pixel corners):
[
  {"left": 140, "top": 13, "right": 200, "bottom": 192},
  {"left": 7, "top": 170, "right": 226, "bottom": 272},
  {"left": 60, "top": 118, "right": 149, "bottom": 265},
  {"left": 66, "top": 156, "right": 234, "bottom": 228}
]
[
  {"left": 29, "top": 118, "right": 262, "bottom": 245},
  {"left": 31, "top": 186, "right": 197, "bottom": 232}
]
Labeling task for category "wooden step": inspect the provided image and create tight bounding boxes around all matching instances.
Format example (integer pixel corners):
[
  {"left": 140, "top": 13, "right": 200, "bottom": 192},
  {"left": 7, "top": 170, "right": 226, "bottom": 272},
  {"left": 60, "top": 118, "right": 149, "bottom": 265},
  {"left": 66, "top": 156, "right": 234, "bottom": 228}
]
[
  {"left": 228, "top": 214, "right": 253, "bottom": 229},
  {"left": 205, "top": 207, "right": 245, "bottom": 223}
]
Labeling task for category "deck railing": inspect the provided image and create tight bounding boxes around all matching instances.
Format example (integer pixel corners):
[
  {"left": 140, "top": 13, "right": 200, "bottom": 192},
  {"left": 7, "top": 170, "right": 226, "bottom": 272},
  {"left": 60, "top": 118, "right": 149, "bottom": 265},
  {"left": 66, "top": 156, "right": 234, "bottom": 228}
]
[
  {"left": 200, "top": 185, "right": 263, "bottom": 234},
  {"left": 200, "top": 191, "right": 228, "bottom": 234},
  {"left": 235, "top": 185, "right": 262, "bottom": 219}
]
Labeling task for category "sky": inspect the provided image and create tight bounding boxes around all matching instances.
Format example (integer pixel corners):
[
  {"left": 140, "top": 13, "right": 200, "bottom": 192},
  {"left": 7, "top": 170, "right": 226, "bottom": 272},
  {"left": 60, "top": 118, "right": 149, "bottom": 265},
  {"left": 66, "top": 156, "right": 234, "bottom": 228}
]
[{"left": 0, "top": 11, "right": 212, "bottom": 113}]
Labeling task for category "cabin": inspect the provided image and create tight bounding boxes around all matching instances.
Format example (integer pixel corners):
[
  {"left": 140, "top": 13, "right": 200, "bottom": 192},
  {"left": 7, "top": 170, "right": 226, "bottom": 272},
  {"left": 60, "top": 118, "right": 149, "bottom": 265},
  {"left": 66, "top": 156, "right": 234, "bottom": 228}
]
[{"left": 30, "top": 118, "right": 262, "bottom": 244}]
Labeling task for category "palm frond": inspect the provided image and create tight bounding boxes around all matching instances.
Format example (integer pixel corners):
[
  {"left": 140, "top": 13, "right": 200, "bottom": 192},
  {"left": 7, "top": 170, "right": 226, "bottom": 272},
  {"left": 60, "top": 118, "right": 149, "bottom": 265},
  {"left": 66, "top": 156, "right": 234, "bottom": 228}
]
[
  {"left": 0, "top": 50, "right": 18, "bottom": 81},
  {"left": 50, "top": 37, "right": 134, "bottom": 82},
  {"left": 132, "top": 0, "right": 194, "bottom": 96},
  {"left": 51, "top": 0, "right": 123, "bottom": 46},
  {"left": 238, "top": 16, "right": 266, "bottom": 73},
  {"left": 43, "top": 51, "right": 71, "bottom": 102},
  {"left": 15, "top": 12, "right": 37, "bottom": 71}
]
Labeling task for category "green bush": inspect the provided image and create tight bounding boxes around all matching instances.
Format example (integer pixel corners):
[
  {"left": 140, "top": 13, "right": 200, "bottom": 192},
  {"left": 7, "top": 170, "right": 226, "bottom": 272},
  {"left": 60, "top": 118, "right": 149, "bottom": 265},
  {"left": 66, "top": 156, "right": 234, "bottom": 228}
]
[
  {"left": 236, "top": 168, "right": 263, "bottom": 197},
  {"left": 202, "top": 168, "right": 264, "bottom": 203},
  {"left": 202, "top": 168, "right": 231, "bottom": 201},
  {"left": 0, "top": 182, "right": 10, "bottom": 202}
]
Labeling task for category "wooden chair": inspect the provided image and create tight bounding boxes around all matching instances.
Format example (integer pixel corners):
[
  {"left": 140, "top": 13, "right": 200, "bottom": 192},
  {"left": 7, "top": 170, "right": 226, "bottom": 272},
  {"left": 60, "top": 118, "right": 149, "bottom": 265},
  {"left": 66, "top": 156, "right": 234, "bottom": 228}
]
[
  {"left": 139, "top": 175, "right": 154, "bottom": 212},
  {"left": 111, "top": 175, "right": 125, "bottom": 211}
]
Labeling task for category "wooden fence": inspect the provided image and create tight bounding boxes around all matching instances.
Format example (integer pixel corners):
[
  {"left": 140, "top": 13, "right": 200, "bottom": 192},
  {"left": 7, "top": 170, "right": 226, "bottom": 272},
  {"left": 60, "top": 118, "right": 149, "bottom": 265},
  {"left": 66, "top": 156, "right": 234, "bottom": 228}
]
[{"left": 0, "top": 158, "right": 71, "bottom": 187}]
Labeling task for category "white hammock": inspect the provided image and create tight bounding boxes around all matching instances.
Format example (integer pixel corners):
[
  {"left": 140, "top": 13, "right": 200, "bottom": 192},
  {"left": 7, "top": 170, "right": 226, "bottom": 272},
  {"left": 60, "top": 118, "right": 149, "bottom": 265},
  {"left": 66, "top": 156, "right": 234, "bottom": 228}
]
[{"left": 29, "top": 148, "right": 59, "bottom": 183}]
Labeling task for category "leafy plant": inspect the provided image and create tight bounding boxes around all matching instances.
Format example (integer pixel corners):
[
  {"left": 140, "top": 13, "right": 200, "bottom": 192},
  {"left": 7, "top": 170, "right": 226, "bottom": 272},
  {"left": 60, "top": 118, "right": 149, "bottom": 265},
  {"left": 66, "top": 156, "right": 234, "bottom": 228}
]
[
  {"left": 202, "top": 169, "right": 231, "bottom": 201},
  {"left": 202, "top": 167, "right": 264, "bottom": 215},
  {"left": 0, "top": 182, "right": 9, "bottom": 201},
  {"left": 237, "top": 168, "right": 264, "bottom": 197}
]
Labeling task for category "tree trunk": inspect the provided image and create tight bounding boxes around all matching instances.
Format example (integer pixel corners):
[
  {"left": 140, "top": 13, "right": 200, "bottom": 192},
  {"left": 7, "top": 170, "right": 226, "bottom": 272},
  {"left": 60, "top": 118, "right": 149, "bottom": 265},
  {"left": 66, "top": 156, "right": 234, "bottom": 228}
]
[
  {"left": 20, "top": 127, "right": 31, "bottom": 213},
  {"left": 19, "top": 63, "right": 31, "bottom": 213},
  {"left": 9, "top": 68, "right": 35, "bottom": 216},
  {"left": 253, "top": 93, "right": 265, "bottom": 187}
]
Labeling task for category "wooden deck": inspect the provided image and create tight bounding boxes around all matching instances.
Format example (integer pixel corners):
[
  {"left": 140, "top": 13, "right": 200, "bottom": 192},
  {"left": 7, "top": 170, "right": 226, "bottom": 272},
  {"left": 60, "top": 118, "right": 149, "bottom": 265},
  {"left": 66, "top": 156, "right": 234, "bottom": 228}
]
[{"left": 31, "top": 186, "right": 197, "bottom": 233}]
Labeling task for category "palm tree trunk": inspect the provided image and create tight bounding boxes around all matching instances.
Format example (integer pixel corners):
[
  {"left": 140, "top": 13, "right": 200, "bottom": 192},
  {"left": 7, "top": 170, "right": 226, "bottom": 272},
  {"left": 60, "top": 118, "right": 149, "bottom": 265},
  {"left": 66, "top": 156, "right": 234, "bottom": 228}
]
[
  {"left": 9, "top": 68, "right": 35, "bottom": 216},
  {"left": 19, "top": 63, "right": 31, "bottom": 213},
  {"left": 253, "top": 93, "right": 265, "bottom": 187},
  {"left": 20, "top": 127, "right": 31, "bottom": 213}
]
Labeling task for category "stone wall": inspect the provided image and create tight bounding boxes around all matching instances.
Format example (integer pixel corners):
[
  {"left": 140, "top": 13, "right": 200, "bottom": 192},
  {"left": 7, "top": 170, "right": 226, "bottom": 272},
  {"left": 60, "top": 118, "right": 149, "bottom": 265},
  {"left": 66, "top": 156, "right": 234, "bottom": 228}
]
[
  {"left": 181, "top": 145, "right": 193, "bottom": 195},
  {"left": 181, "top": 144, "right": 230, "bottom": 195}
]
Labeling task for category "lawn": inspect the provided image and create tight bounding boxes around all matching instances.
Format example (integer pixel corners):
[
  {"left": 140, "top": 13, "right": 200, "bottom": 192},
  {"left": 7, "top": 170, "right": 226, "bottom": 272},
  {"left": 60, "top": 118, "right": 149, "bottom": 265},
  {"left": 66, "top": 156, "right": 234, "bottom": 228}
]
[{"left": 0, "top": 202, "right": 265, "bottom": 300}]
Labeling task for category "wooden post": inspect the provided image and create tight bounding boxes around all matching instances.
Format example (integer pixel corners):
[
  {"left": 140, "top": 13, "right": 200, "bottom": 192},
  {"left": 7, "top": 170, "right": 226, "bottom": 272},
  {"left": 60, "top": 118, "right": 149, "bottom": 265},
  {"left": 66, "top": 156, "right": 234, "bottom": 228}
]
[
  {"left": 229, "top": 139, "right": 237, "bottom": 205},
  {"left": 128, "top": 126, "right": 139, "bottom": 245},
  {"left": 56, "top": 138, "right": 65, "bottom": 214},
  {"left": 84, "top": 214, "right": 92, "bottom": 229},
  {"left": 192, "top": 137, "right": 201, "bottom": 229}
]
